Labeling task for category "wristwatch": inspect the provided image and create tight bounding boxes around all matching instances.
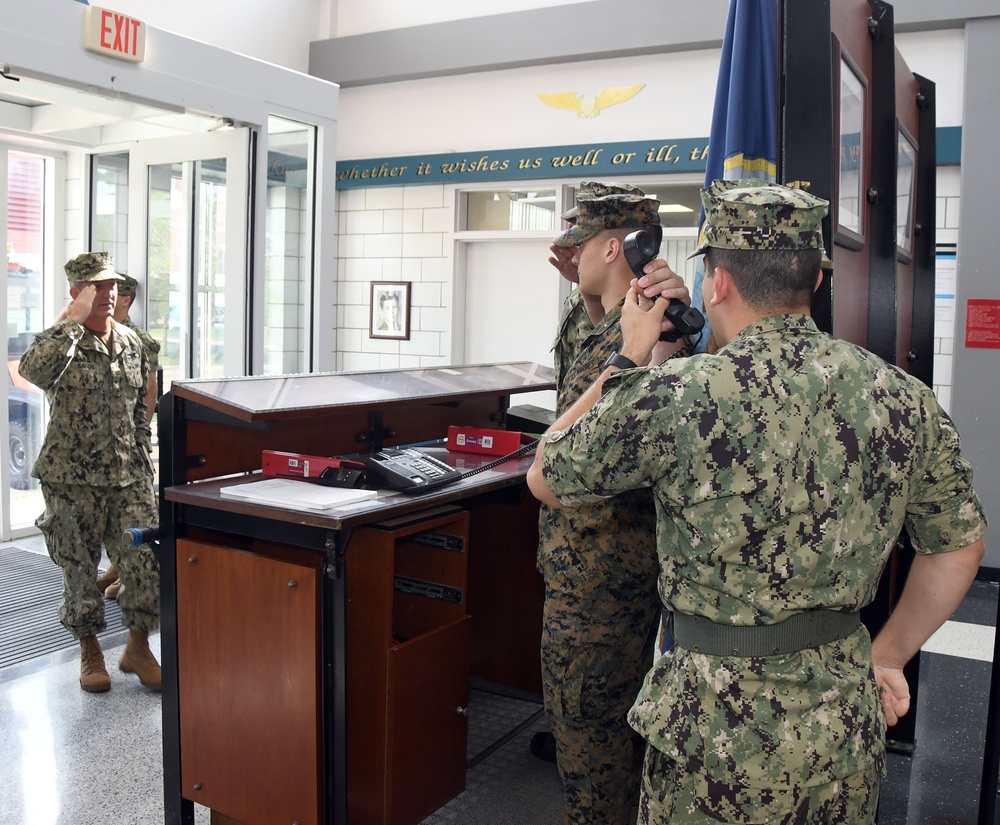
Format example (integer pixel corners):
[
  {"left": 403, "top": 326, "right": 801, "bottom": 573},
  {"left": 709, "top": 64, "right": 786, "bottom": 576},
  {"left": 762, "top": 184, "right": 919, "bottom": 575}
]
[{"left": 603, "top": 352, "right": 638, "bottom": 370}]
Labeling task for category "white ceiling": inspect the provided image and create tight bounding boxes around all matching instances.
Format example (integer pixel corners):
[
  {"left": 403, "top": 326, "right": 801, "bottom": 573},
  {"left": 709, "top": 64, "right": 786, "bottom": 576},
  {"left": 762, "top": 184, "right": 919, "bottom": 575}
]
[{"left": 0, "top": 70, "right": 223, "bottom": 150}]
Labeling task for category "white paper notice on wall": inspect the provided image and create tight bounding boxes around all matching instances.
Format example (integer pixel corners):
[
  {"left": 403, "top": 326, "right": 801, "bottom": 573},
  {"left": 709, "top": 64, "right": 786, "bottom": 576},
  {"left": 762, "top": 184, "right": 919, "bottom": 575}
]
[
  {"left": 220, "top": 477, "right": 377, "bottom": 511},
  {"left": 935, "top": 252, "right": 957, "bottom": 329}
]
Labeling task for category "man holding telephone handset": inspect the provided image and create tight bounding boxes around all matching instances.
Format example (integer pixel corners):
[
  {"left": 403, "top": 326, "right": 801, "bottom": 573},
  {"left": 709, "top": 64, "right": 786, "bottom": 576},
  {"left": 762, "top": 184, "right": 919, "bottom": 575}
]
[
  {"left": 529, "top": 179, "right": 986, "bottom": 822},
  {"left": 536, "top": 182, "right": 696, "bottom": 824}
]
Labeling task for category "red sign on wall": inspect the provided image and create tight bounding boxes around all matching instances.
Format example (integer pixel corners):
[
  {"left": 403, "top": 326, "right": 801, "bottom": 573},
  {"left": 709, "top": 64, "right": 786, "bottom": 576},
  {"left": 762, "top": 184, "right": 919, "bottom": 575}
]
[{"left": 965, "top": 299, "right": 1000, "bottom": 349}]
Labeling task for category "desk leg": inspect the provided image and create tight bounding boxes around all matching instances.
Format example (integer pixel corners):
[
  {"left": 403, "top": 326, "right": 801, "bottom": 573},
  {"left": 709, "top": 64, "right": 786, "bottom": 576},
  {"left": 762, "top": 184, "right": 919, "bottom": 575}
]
[
  {"left": 159, "top": 506, "right": 194, "bottom": 824},
  {"left": 323, "top": 536, "right": 348, "bottom": 825}
]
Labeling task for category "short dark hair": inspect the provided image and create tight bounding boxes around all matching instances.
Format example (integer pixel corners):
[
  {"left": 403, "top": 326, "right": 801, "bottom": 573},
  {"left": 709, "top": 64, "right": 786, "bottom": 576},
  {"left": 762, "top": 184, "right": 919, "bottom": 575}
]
[{"left": 704, "top": 247, "right": 821, "bottom": 311}]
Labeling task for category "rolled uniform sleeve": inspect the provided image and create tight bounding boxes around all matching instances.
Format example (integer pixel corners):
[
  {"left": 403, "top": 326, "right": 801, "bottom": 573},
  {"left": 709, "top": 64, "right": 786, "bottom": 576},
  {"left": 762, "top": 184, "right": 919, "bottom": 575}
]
[
  {"left": 541, "top": 367, "right": 681, "bottom": 506},
  {"left": 905, "top": 390, "right": 988, "bottom": 553},
  {"left": 18, "top": 320, "right": 87, "bottom": 390},
  {"left": 20, "top": 319, "right": 152, "bottom": 487}
]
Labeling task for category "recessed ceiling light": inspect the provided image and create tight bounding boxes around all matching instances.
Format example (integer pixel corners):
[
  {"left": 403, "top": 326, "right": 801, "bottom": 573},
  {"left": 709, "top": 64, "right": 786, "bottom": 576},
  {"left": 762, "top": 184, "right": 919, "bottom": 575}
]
[{"left": 659, "top": 203, "right": 694, "bottom": 213}]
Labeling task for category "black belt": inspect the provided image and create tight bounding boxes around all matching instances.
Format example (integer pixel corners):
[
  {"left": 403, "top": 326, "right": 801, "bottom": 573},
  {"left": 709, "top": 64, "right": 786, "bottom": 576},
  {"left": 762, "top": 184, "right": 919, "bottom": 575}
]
[{"left": 667, "top": 609, "right": 861, "bottom": 657}]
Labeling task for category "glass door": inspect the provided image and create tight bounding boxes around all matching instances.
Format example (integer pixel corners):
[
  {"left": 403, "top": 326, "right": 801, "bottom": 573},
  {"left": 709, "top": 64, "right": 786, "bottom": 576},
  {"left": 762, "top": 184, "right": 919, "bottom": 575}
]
[
  {"left": 1, "top": 147, "right": 55, "bottom": 537},
  {"left": 128, "top": 131, "right": 250, "bottom": 391}
]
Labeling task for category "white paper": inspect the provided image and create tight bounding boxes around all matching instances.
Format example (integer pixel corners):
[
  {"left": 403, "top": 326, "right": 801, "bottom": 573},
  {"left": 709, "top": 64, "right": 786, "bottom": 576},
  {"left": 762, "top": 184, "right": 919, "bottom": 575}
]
[{"left": 220, "top": 477, "right": 378, "bottom": 511}]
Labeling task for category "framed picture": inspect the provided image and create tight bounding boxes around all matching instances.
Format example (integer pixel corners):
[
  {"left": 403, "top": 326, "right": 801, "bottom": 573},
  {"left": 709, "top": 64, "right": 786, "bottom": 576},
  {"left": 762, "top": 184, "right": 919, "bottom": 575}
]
[
  {"left": 896, "top": 124, "right": 918, "bottom": 262},
  {"left": 370, "top": 281, "right": 411, "bottom": 340},
  {"left": 835, "top": 50, "right": 867, "bottom": 249}
]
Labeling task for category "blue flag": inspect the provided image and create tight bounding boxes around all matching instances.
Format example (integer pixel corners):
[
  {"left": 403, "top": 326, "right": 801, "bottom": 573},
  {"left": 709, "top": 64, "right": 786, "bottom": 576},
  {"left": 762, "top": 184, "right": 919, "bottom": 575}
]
[{"left": 691, "top": 0, "right": 779, "bottom": 350}]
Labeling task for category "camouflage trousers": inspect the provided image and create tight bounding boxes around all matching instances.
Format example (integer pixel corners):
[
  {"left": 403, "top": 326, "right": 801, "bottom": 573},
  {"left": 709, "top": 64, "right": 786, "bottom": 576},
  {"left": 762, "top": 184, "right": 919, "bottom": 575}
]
[
  {"left": 37, "top": 480, "right": 159, "bottom": 640},
  {"left": 540, "top": 584, "right": 660, "bottom": 825},
  {"left": 638, "top": 747, "right": 880, "bottom": 824}
]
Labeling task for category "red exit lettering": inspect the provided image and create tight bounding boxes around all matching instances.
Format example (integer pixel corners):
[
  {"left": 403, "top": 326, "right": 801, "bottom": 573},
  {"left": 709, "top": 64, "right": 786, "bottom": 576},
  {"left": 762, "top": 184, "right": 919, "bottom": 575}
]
[{"left": 100, "top": 10, "right": 141, "bottom": 57}]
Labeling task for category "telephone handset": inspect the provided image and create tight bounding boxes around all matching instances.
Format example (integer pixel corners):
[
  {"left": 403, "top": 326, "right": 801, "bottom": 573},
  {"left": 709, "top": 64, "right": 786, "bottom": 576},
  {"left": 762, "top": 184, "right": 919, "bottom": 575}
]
[
  {"left": 364, "top": 447, "right": 463, "bottom": 492},
  {"left": 622, "top": 228, "right": 705, "bottom": 341}
]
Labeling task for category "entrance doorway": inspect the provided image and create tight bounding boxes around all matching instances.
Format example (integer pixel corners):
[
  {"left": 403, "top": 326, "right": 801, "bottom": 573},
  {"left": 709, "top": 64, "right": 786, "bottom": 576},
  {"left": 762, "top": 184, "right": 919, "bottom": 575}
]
[
  {"left": 0, "top": 78, "right": 250, "bottom": 539},
  {"left": 130, "top": 131, "right": 251, "bottom": 390}
]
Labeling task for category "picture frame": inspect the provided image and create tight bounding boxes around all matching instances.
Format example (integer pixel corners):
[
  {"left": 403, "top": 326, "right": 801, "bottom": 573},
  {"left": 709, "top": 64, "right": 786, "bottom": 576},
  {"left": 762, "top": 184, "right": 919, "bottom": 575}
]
[
  {"left": 835, "top": 50, "right": 867, "bottom": 249},
  {"left": 896, "top": 123, "right": 918, "bottom": 262},
  {"left": 370, "top": 281, "right": 411, "bottom": 340}
]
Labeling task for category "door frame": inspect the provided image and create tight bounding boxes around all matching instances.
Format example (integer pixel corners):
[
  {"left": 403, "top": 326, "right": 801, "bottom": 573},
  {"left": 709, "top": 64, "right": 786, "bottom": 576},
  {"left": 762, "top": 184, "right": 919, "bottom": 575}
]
[{"left": 127, "top": 130, "right": 252, "bottom": 384}]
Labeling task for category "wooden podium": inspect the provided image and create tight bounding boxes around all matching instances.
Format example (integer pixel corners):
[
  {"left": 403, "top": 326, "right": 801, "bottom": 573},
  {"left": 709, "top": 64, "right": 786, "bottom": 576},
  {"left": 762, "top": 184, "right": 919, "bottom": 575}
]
[{"left": 156, "top": 363, "right": 554, "bottom": 825}]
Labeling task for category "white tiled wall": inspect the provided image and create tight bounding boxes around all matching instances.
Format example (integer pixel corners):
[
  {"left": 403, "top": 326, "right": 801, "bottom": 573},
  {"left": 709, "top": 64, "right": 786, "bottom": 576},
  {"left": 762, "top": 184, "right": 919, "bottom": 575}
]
[
  {"left": 335, "top": 167, "right": 965, "bottom": 402},
  {"left": 335, "top": 185, "right": 455, "bottom": 371},
  {"left": 933, "top": 166, "right": 961, "bottom": 413},
  {"left": 264, "top": 184, "right": 308, "bottom": 375}
]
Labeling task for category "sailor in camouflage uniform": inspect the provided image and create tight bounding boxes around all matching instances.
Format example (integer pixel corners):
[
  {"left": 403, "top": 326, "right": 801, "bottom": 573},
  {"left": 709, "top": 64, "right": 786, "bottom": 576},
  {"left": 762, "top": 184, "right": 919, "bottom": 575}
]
[
  {"left": 537, "top": 185, "right": 693, "bottom": 824},
  {"left": 528, "top": 179, "right": 987, "bottom": 823},
  {"left": 20, "top": 252, "right": 162, "bottom": 694},
  {"left": 96, "top": 272, "right": 162, "bottom": 601}
]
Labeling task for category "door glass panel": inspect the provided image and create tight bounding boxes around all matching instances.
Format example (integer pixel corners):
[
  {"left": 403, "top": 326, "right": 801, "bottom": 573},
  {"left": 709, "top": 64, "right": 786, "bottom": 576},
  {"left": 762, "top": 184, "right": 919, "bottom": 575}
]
[
  {"left": 264, "top": 116, "right": 314, "bottom": 375},
  {"left": 146, "top": 162, "right": 186, "bottom": 391},
  {"left": 194, "top": 159, "right": 228, "bottom": 380},
  {"left": 5, "top": 150, "right": 48, "bottom": 530},
  {"left": 145, "top": 157, "right": 230, "bottom": 390},
  {"left": 91, "top": 152, "right": 129, "bottom": 267}
]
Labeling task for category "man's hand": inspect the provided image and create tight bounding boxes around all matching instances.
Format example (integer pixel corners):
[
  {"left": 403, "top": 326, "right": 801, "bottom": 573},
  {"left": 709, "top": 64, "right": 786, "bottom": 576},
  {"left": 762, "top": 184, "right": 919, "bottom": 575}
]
[
  {"left": 548, "top": 243, "right": 578, "bottom": 284},
  {"left": 873, "top": 662, "right": 911, "bottom": 727},
  {"left": 65, "top": 284, "right": 97, "bottom": 325},
  {"left": 635, "top": 259, "right": 691, "bottom": 305},
  {"left": 620, "top": 286, "right": 671, "bottom": 367}
]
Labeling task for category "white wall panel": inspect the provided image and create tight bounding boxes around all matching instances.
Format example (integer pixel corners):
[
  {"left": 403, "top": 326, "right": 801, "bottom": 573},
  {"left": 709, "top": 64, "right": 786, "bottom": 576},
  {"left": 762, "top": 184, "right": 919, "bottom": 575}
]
[
  {"left": 335, "top": 0, "right": 592, "bottom": 37},
  {"left": 896, "top": 30, "right": 966, "bottom": 127},
  {"left": 337, "top": 50, "right": 721, "bottom": 159}
]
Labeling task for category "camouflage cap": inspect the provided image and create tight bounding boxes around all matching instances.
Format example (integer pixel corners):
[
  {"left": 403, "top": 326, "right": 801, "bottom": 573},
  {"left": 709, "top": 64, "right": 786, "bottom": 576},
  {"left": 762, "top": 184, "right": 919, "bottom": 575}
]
[
  {"left": 690, "top": 178, "right": 832, "bottom": 267},
  {"left": 64, "top": 251, "right": 125, "bottom": 283},
  {"left": 117, "top": 273, "right": 139, "bottom": 295},
  {"left": 561, "top": 180, "right": 646, "bottom": 221},
  {"left": 554, "top": 192, "right": 661, "bottom": 247}
]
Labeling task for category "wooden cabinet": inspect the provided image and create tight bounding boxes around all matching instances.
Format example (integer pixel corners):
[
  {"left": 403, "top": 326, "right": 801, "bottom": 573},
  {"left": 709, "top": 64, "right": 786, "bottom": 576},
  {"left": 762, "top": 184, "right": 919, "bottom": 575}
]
[
  {"left": 176, "top": 538, "right": 322, "bottom": 825},
  {"left": 159, "top": 362, "right": 555, "bottom": 825},
  {"left": 345, "top": 510, "right": 471, "bottom": 825}
]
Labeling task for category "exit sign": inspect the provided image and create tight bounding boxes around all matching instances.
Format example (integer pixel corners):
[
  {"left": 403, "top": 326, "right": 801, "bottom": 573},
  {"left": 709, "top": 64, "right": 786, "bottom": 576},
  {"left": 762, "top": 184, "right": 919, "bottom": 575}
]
[{"left": 83, "top": 6, "right": 146, "bottom": 63}]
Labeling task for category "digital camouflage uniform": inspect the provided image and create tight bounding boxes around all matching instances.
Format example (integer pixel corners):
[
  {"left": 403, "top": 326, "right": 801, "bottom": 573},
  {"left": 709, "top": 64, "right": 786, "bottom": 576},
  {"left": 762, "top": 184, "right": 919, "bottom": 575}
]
[
  {"left": 118, "top": 273, "right": 162, "bottom": 378},
  {"left": 539, "top": 181, "right": 988, "bottom": 824},
  {"left": 538, "top": 188, "right": 663, "bottom": 824},
  {"left": 19, "top": 255, "right": 159, "bottom": 641},
  {"left": 120, "top": 316, "right": 161, "bottom": 376}
]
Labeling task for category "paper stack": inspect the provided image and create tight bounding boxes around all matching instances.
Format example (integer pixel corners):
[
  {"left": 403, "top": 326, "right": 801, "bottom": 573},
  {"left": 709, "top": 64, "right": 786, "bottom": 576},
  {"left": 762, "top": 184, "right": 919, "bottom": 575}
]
[{"left": 220, "top": 477, "right": 378, "bottom": 512}]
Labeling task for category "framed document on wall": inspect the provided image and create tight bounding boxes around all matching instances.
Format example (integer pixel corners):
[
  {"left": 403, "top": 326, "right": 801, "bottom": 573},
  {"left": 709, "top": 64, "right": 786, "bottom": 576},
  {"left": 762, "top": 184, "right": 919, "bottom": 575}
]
[{"left": 370, "top": 281, "right": 411, "bottom": 340}]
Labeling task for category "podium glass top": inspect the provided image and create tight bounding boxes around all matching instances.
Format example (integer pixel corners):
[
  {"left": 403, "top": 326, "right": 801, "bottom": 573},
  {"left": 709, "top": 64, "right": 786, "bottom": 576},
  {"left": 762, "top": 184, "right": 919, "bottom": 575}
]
[{"left": 170, "top": 361, "right": 555, "bottom": 422}]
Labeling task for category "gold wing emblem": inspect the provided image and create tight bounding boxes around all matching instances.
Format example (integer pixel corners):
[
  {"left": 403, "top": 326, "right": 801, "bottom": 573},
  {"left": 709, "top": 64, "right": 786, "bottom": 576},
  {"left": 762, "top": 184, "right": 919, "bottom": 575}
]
[{"left": 537, "top": 85, "right": 644, "bottom": 118}]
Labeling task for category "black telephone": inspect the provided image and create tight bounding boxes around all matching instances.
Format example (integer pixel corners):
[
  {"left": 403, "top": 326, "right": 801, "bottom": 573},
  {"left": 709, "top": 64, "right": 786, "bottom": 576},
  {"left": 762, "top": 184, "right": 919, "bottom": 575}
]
[
  {"left": 623, "top": 228, "right": 705, "bottom": 340},
  {"left": 364, "top": 447, "right": 463, "bottom": 492}
]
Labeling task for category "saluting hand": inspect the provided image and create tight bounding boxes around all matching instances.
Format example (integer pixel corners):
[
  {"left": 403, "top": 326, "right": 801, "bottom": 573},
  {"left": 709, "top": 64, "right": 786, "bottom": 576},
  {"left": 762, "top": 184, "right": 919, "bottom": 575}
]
[
  {"left": 548, "top": 243, "right": 579, "bottom": 284},
  {"left": 65, "top": 284, "right": 98, "bottom": 325}
]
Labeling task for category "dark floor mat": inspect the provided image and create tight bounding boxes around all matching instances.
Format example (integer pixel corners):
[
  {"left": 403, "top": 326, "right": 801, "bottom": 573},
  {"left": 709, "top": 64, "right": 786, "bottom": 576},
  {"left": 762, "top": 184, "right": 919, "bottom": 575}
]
[{"left": 0, "top": 547, "right": 123, "bottom": 669}]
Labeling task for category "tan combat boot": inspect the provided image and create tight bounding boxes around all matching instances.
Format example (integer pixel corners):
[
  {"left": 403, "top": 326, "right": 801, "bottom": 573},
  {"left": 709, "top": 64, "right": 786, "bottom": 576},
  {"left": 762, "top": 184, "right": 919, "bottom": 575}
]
[
  {"left": 119, "top": 629, "right": 162, "bottom": 692},
  {"left": 96, "top": 565, "right": 118, "bottom": 591},
  {"left": 79, "top": 635, "right": 111, "bottom": 693}
]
